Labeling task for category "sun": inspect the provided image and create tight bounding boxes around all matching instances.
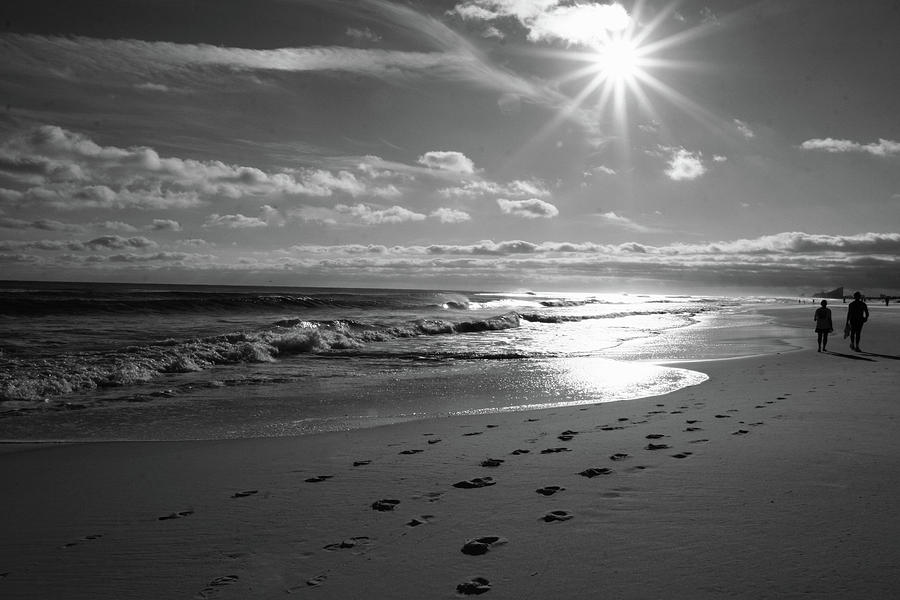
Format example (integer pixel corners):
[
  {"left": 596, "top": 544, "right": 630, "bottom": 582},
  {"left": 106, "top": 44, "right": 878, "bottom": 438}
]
[{"left": 591, "top": 35, "right": 643, "bottom": 85}]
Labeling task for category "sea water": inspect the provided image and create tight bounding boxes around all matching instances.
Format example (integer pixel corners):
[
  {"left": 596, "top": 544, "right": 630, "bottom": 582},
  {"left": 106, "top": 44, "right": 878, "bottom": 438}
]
[{"left": 0, "top": 282, "right": 797, "bottom": 441}]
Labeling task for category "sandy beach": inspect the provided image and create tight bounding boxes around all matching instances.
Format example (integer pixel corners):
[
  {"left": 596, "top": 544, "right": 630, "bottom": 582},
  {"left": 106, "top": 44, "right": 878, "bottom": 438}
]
[{"left": 2, "top": 303, "right": 899, "bottom": 599}]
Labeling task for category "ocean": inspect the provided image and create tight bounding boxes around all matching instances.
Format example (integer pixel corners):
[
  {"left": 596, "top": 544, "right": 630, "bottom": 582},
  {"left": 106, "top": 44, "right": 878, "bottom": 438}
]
[{"left": 0, "top": 281, "right": 798, "bottom": 441}]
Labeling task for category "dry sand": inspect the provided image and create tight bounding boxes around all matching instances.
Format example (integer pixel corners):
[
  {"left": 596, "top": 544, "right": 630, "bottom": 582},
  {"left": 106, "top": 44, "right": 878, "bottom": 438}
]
[{"left": 2, "top": 304, "right": 899, "bottom": 599}]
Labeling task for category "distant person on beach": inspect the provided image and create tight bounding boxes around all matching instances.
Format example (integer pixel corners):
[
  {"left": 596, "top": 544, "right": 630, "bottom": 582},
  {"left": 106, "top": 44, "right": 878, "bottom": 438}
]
[
  {"left": 814, "top": 300, "right": 833, "bottom": 352},
  {"left": 846, "top": 291, "right": 869, "bottom": 351}
]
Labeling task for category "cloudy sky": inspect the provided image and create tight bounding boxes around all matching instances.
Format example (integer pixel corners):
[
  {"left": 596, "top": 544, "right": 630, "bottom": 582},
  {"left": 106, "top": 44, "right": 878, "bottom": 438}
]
[{"left": 2, "top": 0, "right": 899, "bottom": 294}]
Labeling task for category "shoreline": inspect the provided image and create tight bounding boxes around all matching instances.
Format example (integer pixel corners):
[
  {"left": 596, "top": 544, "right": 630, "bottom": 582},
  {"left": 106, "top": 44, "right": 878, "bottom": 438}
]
[
  {"left": 0, "top": 301, "right": 794, "bottom": 443},
  {"left": 2, "top": 304, "right": 899, "bottom": 598}
]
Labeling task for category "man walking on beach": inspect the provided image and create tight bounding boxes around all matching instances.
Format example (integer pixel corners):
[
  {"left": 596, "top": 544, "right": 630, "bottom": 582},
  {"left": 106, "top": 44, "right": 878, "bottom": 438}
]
[{"left": 846, "top": 291, "right": 869, "bottom": 351}]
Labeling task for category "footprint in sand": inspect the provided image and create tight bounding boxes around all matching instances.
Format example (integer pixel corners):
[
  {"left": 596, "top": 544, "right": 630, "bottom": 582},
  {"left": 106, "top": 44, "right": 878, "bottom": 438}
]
[
  {"left": 645, "top": 443, "right": 671, "bottom": 451},
  {"left": 610, "top": 453, "right": 629, "bottom": 461},
  {"left": 324, "top": 536, "right": 372, "bottom": 551},
  {"left": 525, "top": 418, "right": 540, "bottom": 422},
  {"left": 558, "top": 429, "right": 579, "bottom": 441},
  {"left": 407, "top": 515, "right": 436, "bottom": 527},
  {"left": 540, "top": 447, "right": 571, "bottom": 454},
  {"left": 685, "top": 427, "right": 703, "bottom": 432},
  {"left": 542, "top": 510, "right": 573, "bottom": 522},
  {"left": 61, "top": 534, "right": 103, "bottom": 548},
  {"left": 427, "top": 438, "right": 442, "bottom": 445},
  {"left": 686, "top": 419, "right": 701, "bottom": 424},
  {"left": 510, "top": 449, "right": 531, "bottom": 455},
  {"left": 579, "top": 467, "right": 613, "bottom": 478},
  {"left": 480, "top": 458, "right": 504, "bottom": 467},
  {"left": 732, "top": 429, "right": 750, "bottom": 436},
  {"left": 306, "top": 574, "right": 327, "bottom": 587},
  {"left": 535, "top": 486, "right": 565, "bottom": 496},
  {"left": 231, "top": 490, "right": 258, "bottom": 498},
  {"left": 198, "top": 574, "right": 239, "bottom": 597},
  {"left": 304, "top": 475, "right": 333, "bottom": 483},
  {"left": 463, "top": 432, "right": 483, "bottom": 437},
  {"left": 461, "top": 536, "right": 507, "bottom": 556},
  {"left": 158, "top": 510, "right": 194, "bottom": 520},
  {"left": 353, "top": 460, "right": 371, "bottom": 467},
  {"left": 453, "top": 477, "right": 496, "bottom": 489},
  {"left": 645, "top": 433, "right": 666, "bottom": 439},
  {"left": 714, "top": 414, "right": 732, "bottom": 419},
  {"left": 399, "top": 449, "right": 424, "bottom": 455},
  {"left": 689, "top": 439, "right": 709, "bottom": 444},
  {"left": 599, "top": 425, "right": 625, "bottom": 431},
  {"left": 671, "top": 452, "right": 693, "bottom": 459},
  {"left": 457, "top": 577, "right": 491, "bottom": 595},
  {"left": 371, "top": 498, "right": 401, "bottom": 511}
]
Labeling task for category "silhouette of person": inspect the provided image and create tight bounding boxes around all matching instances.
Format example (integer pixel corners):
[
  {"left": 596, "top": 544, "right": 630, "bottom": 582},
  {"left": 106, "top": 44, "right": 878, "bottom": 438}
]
[
  {"left": 846, "top": 291, "right": 869, "bottom": 351},
  {"left": 813, "top": 299, "right": 833, "bottom": 352}
]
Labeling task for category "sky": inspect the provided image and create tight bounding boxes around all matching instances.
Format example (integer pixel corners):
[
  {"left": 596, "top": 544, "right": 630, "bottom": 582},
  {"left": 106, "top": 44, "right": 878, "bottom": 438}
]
[{"left": 1, "top": 0, "right": 899, "bottom": 295}]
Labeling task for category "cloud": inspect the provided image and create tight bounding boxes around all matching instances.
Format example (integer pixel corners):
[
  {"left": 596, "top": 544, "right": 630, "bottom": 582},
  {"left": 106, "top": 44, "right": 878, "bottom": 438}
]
[
  {"left": 431, "top": 207, "right": 472, "bottom": 223},
  {"left": 664, "top": 147, "right": 707, "bottom": 181},
  {"left": 346, "top": 27, "right": 382, "bottom": 44},
  {"left": 203, "top": 205, "right": 285, "bottom": 229},
  {"left": 734, "top": 119, "right": 755, "bottom": 139},
  {"left": 417, "top": 151, "right": 476, "bottom": 174},
  {"left": 452, "top": 1, "right": 631, "bottom": 46},
  {"left": 596, "top": 211, "right": 654, "bottom": 233},
  {"left": 439, "top": 178, "right": 550, "bottom": 199},
  {"left": 134, "top": 82, "right": 170, "bottom": 92},
  {"left": 497, "top": 197, "right": 559, "bottom": 218},
  {"left": 6, "top": 232, "right": 899, "bottom": 292},
  {"left": 149, "top": 219, "right": 182, "bottom": 231},
  {"left": 84, "top": 235, "right": 158, "bottom": 250},
  {"left": 335, "top": 203, "right": 427, "bottom": 225},
  {"left": 0, "top": 217, "right": 84, "bottom": 232},
  {"left": 800, "top": 138, "right": 900, "bottom": 157},
  {"left": 0, "top": 126, "right": 409, "bottom": 212}
]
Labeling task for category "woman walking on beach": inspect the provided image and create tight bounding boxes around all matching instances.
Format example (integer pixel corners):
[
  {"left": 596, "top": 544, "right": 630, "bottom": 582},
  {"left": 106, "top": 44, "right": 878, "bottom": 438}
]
[
  {"left": 814, "top": 300, "right": 833, "bottom": 352},
  {"left": 846, "top": 291, "right": 869, "bottom": 351}
]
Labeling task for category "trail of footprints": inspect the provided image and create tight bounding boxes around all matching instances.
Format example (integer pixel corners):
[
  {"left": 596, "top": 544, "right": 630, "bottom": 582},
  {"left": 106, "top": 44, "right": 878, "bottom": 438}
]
[
  {"left": 285, "top": 395, "right": 785, "bottom": 595},
  {"left": 38, "top": 397, "right": 784, "bottom": 596}
]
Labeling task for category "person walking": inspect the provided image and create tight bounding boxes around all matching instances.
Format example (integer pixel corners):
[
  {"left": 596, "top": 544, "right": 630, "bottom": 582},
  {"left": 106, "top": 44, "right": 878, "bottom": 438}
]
[
  {"left": 814, "top": 299, "right": 833, "bottom": 352},
  {"left": 846, "top": 291, "right": 869, "bottom": 351}
]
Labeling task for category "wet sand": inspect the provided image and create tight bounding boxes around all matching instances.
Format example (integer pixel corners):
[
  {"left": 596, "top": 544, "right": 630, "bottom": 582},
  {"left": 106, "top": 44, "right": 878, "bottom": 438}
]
[{"left": 1, "top": 304, "right": 898, "bottom": 599}]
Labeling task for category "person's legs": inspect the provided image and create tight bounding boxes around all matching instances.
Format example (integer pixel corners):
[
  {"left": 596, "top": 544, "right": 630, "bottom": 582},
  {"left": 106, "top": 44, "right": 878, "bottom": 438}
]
[
  {"left": 822, "top": 332, "right": 828, "bottom": 351},
  {"left": 816, "top": 332, "right": 823, "bottom": 351},
  {"left": 850, "top": 324, "right": 862, "bottom": 350}
]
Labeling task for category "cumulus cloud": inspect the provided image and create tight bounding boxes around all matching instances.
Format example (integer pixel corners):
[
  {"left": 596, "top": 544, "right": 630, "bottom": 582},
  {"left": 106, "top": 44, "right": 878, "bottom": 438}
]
[
  {"left": 84, "top": 235, "right": 158, "bottom": 250},
  {"left": 664, "top": 147, "right": 706, "bottom": 181},
  {"left": 203, "top": 205, "right": 284, "bottom": 229},
  {"left": 149, "top": 219, "right": 182, "bottom": 231},
  {"left": 335, "top": 203, "right": 427, "bottom": 225},
  {"left": 800, "top": 138, "right": 900, "bottom": 157},
  {"left": 452, "top": 1, "right": 631, "bottom": 47},
  {"left": 417, "top": 151, "right": 476, "bottom": 174},
  {"left": 5, "top": 231, "right": 899, "bottom": 292},
  {"left": 431, "top": 207, "right": 472, "bottom": 223},
  {"left": 439, "top": 178, "right": 550, "bottom": 199},
  {"left": 0, "top": 125, "right": 409, "bottom": 212},
  {"left": 497, "top": 197, "right": 559, "bottom": 218}
]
